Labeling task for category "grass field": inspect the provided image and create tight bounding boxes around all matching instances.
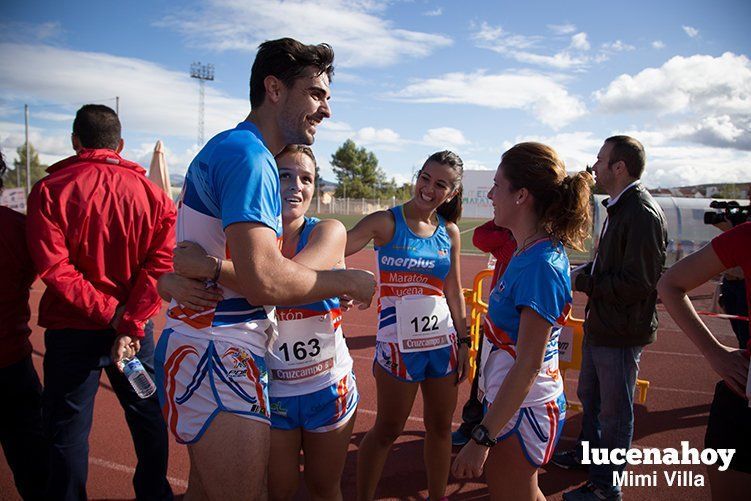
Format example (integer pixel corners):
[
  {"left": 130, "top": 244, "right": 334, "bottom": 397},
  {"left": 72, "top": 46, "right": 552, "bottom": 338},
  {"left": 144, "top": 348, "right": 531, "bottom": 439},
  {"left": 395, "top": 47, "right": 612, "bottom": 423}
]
[{"left": 314, "top": 212, "right": 593, "bottom": 263}]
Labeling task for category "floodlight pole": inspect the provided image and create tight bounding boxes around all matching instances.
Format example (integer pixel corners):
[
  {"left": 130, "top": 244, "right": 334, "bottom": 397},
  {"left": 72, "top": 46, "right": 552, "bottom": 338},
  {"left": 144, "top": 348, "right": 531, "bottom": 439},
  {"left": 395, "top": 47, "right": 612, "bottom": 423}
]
[
  {"left": 24, "top": 104, "right": 30, "bottom": 196},
  {"left": 190, "top": 62, "right": 215, "bottom": 147}
]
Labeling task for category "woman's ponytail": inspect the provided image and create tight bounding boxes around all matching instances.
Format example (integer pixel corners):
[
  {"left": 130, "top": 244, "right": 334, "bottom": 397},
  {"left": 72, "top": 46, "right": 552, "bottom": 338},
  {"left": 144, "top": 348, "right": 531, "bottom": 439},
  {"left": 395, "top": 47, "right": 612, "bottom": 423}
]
[{"left": 547, "top": 171, "right": 594, "bottom": 251}]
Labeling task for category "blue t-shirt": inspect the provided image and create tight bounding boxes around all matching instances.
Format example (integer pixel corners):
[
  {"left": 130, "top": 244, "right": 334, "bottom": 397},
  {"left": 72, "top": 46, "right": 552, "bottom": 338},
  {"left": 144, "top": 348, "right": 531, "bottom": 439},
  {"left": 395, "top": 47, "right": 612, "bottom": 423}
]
[
  {"left": 165, "top": 121, "right": 282, "bottom": 355},
  {"left": 480, "top": 239, "right": 572, "bottom": 405}
]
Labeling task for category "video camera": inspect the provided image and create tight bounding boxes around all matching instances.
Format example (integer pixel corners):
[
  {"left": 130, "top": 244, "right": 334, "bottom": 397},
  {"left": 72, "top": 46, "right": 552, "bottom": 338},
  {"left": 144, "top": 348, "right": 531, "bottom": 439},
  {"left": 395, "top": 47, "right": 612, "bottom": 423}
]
[{"left": 703, "top": 200, "right": 750, "bottom": 227}]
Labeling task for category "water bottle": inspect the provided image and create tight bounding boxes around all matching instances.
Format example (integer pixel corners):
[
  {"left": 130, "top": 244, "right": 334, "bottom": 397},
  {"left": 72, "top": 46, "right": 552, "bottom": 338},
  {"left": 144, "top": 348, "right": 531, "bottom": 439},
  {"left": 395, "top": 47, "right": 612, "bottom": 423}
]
[
  {"left": 486, "top": 254, "right": 497, "bottom": 270},
  {"left": 122, "top": 357, "right": 157, "bottom": 399}
]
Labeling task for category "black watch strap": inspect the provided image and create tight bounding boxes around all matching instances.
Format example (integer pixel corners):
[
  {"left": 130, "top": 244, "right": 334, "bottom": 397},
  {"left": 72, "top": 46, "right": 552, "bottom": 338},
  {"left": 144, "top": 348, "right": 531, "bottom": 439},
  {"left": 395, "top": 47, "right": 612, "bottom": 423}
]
[
  {"left": 456, "top": 336, "right": 471, "bottom": 348},
  {"left": 471, "top": 424, "right": 497, "bottom": 447}
]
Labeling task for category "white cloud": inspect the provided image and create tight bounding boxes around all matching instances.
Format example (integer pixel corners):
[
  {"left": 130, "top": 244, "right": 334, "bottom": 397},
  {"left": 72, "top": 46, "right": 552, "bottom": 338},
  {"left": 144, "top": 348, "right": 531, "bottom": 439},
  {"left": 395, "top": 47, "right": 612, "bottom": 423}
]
[
  {"left": 0, "top": 120, "right": 71, "bottom": 166},
  {"left": 0, "top": 43, "right": 249, "bottom": 156},
  {"left": 570, "top": 33, "right": 590, "bottom": 51},
  {"left": 472, "top": 22, "right": 540, "bottom": 49},
  {"left": 682, "top": 25, "right": 700, "bottom": 38},
  {"left": 0, "top": 42, "right": 257, "bottom": 174},
  {"left": 158, "top": 0, "right": 452, "bottom": 68},
  {"left": 389, "top": 70, "right": 587, "bottom": 128},
  {"left": 472, "top": 23, "right": 590, "bottom": 70},
  {"left": 34, "top": 111, "right": 75, "bottom": 122},
  {"left": 547, "top": 23, "right": 577, "bottom": 35},
  {"left": 422, "top": 127, "right": 469, "bottom": 148},
  {"left": 594, "top": 52, "right": 751, "bottom": 151},
  {"left": 0, "top": 21, "right": 64, "bottom": 44},
  {"left": 423, "top": 8, "right": 442, "bottom": 17},
  {"left": 601, "top": 40, "right": 635, "bottom": 52},
  {"left": 652, "top": 40, "right": 666, "bottom": 49},
  {"left": 507, "top": 129, "right": 751, "bottom": 188},
  {"left": 506, "top": 131, "right": 602, "bottom": 173},
  {"left": 463, "top": 159, "right": 494, "bottom": 171},
  {"left": 645, "top": 144, "right": 751, "bottom": 188},
  {"left": 316, "top": 119, "right": 354, "bottom": 143},
  {"left": 595, "top": 52, "right": 751, "bottom": 115},
  {"left": 474, "top": 23, "right": 640, "bottom": 71},
  {"left": 353, "top": 127, "right": 401, "bottom": 145},
  {"left": 316, "top": 120, "right": 405, "bottom": 150}
]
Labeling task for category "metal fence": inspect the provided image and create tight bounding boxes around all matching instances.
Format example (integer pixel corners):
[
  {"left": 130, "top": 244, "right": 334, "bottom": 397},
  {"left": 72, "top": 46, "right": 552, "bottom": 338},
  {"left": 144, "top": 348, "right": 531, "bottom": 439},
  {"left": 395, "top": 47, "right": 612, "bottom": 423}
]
[{"left": 311, "top": 196, "right": 408, "bottom": 216}]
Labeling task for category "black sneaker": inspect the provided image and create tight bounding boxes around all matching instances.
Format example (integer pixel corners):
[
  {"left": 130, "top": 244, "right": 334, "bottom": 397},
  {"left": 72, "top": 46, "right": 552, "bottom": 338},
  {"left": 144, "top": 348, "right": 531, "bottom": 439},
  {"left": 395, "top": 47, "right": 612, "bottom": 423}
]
[
  {"left": 562, "top": 482, "right": 622, "bottom": 501},
  {"left": 451, "top": 429, "right": 470, "bottom": 446},
  {"left": 551, "top": 449, "right": 588, "bottom": 470}
]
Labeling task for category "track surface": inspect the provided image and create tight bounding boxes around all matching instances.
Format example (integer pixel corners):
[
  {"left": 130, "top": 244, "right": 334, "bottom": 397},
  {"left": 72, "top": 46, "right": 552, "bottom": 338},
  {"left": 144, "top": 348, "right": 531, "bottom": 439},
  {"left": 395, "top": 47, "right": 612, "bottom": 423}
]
[{"left": 1, "top": 249, "right": 736, "bottom": 500}]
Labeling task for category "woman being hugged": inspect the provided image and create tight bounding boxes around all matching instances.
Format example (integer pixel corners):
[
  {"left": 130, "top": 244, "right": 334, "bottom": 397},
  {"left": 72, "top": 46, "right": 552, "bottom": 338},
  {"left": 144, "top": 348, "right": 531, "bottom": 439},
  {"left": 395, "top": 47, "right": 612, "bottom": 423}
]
[
  {"left": 348, "top": 151, "right": 469, "bottom": 501},
  {"left": 159, "top": 145, "right": 358, "bottom": 501},
  {"left": 451, "top": 142, "right": 592, "bottom": 500}
]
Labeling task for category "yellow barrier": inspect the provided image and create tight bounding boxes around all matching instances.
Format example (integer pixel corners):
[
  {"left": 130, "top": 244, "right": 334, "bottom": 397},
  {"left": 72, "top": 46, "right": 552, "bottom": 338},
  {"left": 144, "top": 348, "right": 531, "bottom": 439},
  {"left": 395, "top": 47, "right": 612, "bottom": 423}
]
[
  {"left": 464, "top": 269, "right": 649, "bottom": 408},
  {"left": 463, "top": 269, "right": 493, "bottom": 382}
]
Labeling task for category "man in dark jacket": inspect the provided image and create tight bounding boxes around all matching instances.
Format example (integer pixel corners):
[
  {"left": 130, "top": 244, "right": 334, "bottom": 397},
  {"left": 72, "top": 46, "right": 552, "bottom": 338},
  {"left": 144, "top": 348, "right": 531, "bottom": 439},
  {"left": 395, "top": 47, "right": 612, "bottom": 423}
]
[{"left": 558, "top": 136, "right": 668, "bottom": 501}]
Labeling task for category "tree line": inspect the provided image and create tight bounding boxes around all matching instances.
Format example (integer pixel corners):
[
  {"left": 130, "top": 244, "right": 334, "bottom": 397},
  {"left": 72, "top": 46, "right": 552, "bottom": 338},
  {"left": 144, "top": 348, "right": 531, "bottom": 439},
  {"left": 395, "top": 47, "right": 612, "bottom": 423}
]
[{"left": 330, "top": 139, "right": 412, "bottom": 200}]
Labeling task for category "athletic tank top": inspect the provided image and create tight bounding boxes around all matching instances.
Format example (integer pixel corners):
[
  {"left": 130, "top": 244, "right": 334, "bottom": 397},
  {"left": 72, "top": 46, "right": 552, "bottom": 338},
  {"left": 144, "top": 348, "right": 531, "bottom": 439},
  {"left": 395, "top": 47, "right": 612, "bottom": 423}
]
[
  {"left": 267, "top": 217, "right": 353, "bottom": 397},
  {"left": 375, "top": 205, "right": 454, "bottom": 344}
]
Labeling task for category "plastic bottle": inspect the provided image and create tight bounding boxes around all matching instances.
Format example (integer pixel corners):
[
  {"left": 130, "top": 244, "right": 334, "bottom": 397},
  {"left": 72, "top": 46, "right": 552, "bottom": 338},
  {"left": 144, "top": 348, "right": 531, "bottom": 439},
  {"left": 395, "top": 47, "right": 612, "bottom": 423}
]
[
  {"left": 486, "top": 254, "right": 497, "bottom": 270},
  {"left": 122, "top": 357, "right": 156, "bottom": 399}
]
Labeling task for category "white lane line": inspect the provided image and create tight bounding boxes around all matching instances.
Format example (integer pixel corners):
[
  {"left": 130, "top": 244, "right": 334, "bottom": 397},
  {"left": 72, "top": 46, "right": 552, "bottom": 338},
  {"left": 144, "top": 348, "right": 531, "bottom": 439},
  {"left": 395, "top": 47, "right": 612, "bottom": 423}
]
[
  {"left": 459, "top": 223, "right": 484, "bottom": 235},
  {"left": 356, "top": 408, "right": 462, "bottom": 428},
  {"left": 643, "top": 350, "right": 703, "bottom": 358},
  {"left": 649, "top": 386, "right": 715, "bottom": 396},
  {"left": 88, "top": 457, "right": 188, "bottom": 488}
]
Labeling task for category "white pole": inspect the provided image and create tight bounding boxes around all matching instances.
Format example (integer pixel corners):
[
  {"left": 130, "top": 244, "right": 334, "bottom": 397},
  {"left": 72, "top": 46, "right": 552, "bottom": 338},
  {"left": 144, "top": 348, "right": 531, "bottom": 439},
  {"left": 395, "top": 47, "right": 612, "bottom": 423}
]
[{"left": 24, "top": 104, "right": 30, "bottom": 196}]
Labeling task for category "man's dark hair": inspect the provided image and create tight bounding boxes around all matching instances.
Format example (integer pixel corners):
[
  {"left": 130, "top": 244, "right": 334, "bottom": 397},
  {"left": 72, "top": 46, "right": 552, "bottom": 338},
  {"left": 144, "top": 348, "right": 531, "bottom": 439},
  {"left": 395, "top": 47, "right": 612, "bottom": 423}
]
[
  {"left": 73, "top": 104, "right": 122, "bottom": 150},
  {"left": 605, "top": 135, "right": 645, "bottom": 179},
  {"left": 249, "top": 38, "right": 334, "bottom": 109},
  {"left": 0, "top": 149, "right": 6, "bottom": 191}
]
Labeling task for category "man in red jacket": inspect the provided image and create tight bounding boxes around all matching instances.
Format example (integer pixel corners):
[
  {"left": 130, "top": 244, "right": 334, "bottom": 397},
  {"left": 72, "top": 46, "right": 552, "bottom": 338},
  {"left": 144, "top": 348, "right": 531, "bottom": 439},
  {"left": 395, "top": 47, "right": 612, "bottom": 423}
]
[
  {"left": 0, "top": 149, "right": 48, "bottom": 500},
  {"left": 26, "top": 105, "right": 175, "bottom": 500}
]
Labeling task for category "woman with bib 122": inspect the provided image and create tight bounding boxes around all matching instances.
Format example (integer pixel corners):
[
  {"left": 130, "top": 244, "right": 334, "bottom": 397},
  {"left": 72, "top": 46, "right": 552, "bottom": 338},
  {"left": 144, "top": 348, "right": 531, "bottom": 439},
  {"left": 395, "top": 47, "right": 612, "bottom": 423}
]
[
  {"left": 346, "top": 151, "right": 470, "bottom": 501},
  {"left": 158, "top": 145, "right": 358, "bottom": 501},
  {"left": 452, "top": 142, "right": 592, "bottom": 501}
]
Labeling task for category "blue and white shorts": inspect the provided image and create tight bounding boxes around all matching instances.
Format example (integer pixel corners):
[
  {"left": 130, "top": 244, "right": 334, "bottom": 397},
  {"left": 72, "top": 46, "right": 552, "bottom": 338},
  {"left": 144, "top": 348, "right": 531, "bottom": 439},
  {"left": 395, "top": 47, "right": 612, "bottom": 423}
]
[
  {"left": 374, "top": 341, "right": 457, "bottom": 382},
  {"left": 487, "top": 392, "right": 567, "bottom": 467},
  {"left": 155, "top": 328, "right": 270, "bottom": 444},
  {"left": 270, "top": 372, "right": 358, "bottom": 432}
]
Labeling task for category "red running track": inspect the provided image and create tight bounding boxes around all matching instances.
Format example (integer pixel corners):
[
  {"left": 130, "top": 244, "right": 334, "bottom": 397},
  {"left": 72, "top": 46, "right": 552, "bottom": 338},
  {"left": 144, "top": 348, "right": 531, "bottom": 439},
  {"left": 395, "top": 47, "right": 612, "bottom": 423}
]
[{"left": 1, "top": 249, "right": 734, "bottom": 500}]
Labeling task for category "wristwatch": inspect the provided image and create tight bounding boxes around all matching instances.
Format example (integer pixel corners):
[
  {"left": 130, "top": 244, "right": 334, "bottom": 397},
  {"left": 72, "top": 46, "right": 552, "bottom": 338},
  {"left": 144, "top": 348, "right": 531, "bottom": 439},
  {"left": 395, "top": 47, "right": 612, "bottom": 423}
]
[
  {"left": 471, "top": 424, "right": 497, "bottom": 448},
  {"left": 456, "top": 336, "right": 471, "bottom": 348}
]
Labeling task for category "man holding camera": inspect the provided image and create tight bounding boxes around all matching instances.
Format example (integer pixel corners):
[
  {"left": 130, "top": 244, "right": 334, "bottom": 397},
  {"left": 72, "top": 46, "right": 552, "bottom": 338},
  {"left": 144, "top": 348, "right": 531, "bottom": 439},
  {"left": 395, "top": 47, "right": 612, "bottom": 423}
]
[{"left": 707, "top": 194, "right": 750, "bottom": 349}]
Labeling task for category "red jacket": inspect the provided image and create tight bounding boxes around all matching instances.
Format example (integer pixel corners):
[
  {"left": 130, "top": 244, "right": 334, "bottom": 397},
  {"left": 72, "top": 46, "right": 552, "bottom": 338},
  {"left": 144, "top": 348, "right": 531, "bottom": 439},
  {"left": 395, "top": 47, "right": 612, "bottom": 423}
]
[
  {"left": 26, "top": 149, "right": 176, "bottom": 338},
  {"left": 0, "top": 206, "right": 36, "bottom": 367},
  {"left": 472, "top": 220, "right": 516, "bottom": 288}
]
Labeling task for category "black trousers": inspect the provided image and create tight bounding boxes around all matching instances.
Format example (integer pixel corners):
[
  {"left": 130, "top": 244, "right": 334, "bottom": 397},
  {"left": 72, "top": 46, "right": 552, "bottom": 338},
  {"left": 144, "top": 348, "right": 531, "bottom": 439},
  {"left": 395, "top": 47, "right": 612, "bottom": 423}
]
[
  {"left": 0, "top": 354, "right": 48, "bottom": 500},
  {"left": 458, "top": 326, "right": 485, "bottom": 436},
  {"left": 720, "top": 278, "right": 749, "bottom": 349},
  {"left": 43, "top": 322, "right": 173, "bottom": 501}
]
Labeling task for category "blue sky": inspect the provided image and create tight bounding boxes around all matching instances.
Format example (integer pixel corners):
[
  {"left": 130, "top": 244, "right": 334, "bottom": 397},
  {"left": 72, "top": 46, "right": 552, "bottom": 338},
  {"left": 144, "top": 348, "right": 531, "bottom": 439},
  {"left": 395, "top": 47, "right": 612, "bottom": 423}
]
[{"left": 1, "top": 0, "right": 750, "bottom": 188}]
